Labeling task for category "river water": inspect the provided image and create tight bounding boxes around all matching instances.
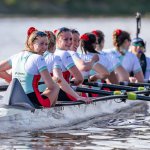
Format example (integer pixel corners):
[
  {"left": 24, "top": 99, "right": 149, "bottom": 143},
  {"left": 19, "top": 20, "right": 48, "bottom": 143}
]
[{"left": 0, "top": 17, "right": 150, "bottom": 149}]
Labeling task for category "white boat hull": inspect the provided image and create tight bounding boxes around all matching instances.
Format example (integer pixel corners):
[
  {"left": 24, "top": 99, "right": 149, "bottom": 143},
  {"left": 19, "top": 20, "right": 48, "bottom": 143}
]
[{"left": 0, "top": 99, "right": 144, "bottom": 134}]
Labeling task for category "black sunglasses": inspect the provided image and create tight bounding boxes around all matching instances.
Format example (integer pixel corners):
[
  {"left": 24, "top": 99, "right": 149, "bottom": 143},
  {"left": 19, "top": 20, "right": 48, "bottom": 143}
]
[{"left": 36, "top": 31, "right": 47, "bottom": 37}]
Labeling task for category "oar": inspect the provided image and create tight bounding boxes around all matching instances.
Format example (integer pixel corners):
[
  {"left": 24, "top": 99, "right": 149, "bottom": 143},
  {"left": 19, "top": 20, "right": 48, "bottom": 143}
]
[
  {"left": 55, "top": 95, "right": 129, "bottom": 106},
  {"left": 82, "top": 81, "right": 145, "bottom": 91},
  {"left": 56, "top": 89, "right": 150, "bottom": 107},
  {"left": 120, "top": 81, "right": 150, "bottom": 88},
  {"left": 72, "top": 86, "right": 150, "bottom": 101}
]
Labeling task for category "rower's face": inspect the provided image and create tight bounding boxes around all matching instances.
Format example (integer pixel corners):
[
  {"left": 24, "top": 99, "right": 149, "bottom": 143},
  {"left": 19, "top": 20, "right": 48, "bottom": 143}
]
[
  {"left": 32, "top": 37, "right": 48, "bottom": 55},
  {"left": 131, "top": 45, "right": 145, "bottom": 55},
  {"left": 57, "top": 31, "right": 72, "bottom": 50},
  {"left": 70, "top": 33, "right": 80, "bottom": 51}
]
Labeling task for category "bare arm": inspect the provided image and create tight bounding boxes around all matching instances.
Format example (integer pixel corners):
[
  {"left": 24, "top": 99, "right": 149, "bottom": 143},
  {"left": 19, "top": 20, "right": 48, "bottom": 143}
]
[
  {"left": 134, "top": 71, "right": 144, "bottom": 82},
  {"left": 74, "top": 54, "right": 99, "bottom": 71},
  {"left": 69, "top": 66, "right": 84, "bottom": 85},
  {"left": 53, "top": 68, "right": 81, "bottom": 99},
  {"left": 92, "top": 63, "right": 110, "bottom": 80},
  {"left": 0, "top": 60, "right": 12, "bottom": 83},
  {"left": 106, "top": 71, "right": 118, "bottom": 84},
  {"left": 115, "top": 66, "right": 129, "bottom": 82},
  {"left": 40, "top": 69, "right": 58, "bottom": 91}
]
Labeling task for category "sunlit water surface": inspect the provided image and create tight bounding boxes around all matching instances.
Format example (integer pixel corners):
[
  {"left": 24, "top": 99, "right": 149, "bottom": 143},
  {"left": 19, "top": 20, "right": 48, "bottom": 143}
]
[{"left": 0, "top": 17, "right": 150, "bottom": 149}]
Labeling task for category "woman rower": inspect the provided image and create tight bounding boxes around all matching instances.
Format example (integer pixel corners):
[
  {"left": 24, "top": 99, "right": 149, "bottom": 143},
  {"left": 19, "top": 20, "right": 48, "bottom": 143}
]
[
  {"left": 54, "top": 27, "right": 84, "bottom": 85},
  {"left": 91, "top": 30, "right": 119, "bottom": 84},
  {"left": 54, "top": 27, "right": 92, "bottom": 101},
  {"left": 130, "top": 37, "right": 150, "bottom": 80},
  {"left": 69, "top": 29, "right": 99, "bottom": 73},
  {"left": 110, "top": 29, "right": 144, "bottom": 82},
  {"left": 39, "top": 30, "right": 90, "bottom": 102},
  {"left": 79, "top": 32, "right": 110, "bottom": 82},
  {"left": 0, "top": 27, "right": 59, "bottom": 108}
]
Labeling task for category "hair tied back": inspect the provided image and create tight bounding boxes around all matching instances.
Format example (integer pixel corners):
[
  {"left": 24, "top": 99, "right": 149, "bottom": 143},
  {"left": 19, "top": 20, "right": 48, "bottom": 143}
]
[
  {"left": 45, "top": 31, "right": 51, "bottom": 39},
  {"left": 115, "top": 29, "right": 122, "bottom": 36},
  {"left": 80, "top": 34, "right": 89, "bottom": 41},
  {"left": 92, "top": 30, "right": 99, "bottom": 36},
  {"left": 27, "top": 27, "right": 37, "bottom": 36}
]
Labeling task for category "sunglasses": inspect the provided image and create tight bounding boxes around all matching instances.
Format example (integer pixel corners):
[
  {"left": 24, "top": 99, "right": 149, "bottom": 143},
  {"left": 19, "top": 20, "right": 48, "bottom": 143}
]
[
  {"left": 132, "top": 42, "right": 145, "bottom": 48},
  {"left": 36, "top": 31, "right": 47, "bottom": 37},
  {"left": 32, "top": 31, "right": 47, "bottom": 42}
]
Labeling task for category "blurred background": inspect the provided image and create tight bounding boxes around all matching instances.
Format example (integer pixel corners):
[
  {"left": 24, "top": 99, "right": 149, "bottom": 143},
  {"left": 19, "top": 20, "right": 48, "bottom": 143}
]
[
  {"left": 0, "top": 0, "right": 150, "bottom": 60},
  {"left": 0, "top": 0, "right": 150, "bottom": 17}
]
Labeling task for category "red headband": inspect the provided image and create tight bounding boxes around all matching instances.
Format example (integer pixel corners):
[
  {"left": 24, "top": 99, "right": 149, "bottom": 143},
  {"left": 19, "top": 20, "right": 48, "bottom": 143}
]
[
  {"left": 45, "top": 31, "right": 51, "bottom": 39},
  {"left": 27, "top": 27, "right": 37, "bottom": 36},
  {"left": 53, "top": 29, "right": 58, "bottom": 35},
  {"left": 115, "top": 29, "right": 122, "bottom": 36},
  {"left": 92, "top": 30, "right": 99, "bottom": 37},
  {"left": 80, "top": 34, "right": 89, "bottom": 41}
]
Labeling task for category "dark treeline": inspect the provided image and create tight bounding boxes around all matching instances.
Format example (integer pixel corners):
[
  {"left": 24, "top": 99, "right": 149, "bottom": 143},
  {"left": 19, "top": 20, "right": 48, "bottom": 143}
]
[{"left": 0, "top": 0, "right": 150, "bottom": 17}]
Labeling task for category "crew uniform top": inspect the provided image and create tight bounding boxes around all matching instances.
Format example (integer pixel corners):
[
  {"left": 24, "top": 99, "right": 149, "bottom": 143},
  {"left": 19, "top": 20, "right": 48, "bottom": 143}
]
[
  {"left": 38, "top": 50, "right": 62, "bottom": 92},
  {"left": 79, "top": 52, "right": 99, "bottom": 79},
  {"left": 54, "top": 48, "right": 75, "bottom": 83},
  {"left": 110, "top": 50, "right": 142, "bottom": 74},
  {"left": 98, "top": 51, "right": 114, "bottom": 73},
  {"left": 8, "top": 51, "right": 47, "bottom": 94},
  {"left": 104, "top": 50, "right": 122, "bottom": 71},
  {"left": 44, "top": 51, "right": 62, "bottom": 73}
]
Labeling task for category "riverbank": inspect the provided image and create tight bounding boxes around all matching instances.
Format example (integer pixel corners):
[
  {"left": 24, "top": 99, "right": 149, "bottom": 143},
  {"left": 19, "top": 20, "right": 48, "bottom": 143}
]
[{"left": 0, "top": 0, "right": 150, "bottom": 17}]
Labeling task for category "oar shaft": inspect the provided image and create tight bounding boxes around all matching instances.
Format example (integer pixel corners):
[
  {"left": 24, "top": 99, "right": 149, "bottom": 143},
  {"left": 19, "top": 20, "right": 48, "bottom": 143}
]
[
  {"left": 83, "top": 81, "right": 139, "bottom": 91},
  {"left": 73, "top": 86, "right": 114, "bottom": 96},
  {"left": 120, "top": 81, "right": 150, "bottom": 87}
]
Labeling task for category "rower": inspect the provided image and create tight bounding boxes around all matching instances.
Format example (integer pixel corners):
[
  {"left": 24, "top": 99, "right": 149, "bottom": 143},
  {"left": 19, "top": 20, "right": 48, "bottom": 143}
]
[
  {"left": 79, "top": 32, "right": 109, "bottom": 82},
  {"left": 39, "top": 30, "right": 90, "bottom": 102},
  {"left": 92, "top": 30, "right": 118, "bottom": 84},
  {"left": 130, "top": 37, "right": 150, "bottom": 80},
  {"left": 109, "top": 29, "right": 144, "bottom": 83},
  {"left": 68, "top": 29, "right": 99, "bottom": 72},
  {"left": 0, "top": 27, "right": 60, "bottom": 108},
  {"left": 54, "top": 27, "right": 91, "bottom": 102}
]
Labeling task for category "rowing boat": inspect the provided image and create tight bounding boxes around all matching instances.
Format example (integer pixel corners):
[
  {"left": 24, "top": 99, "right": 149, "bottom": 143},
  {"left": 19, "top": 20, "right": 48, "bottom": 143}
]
[{"left": 0, "top": 79, "right": 146, "bottom": 134}]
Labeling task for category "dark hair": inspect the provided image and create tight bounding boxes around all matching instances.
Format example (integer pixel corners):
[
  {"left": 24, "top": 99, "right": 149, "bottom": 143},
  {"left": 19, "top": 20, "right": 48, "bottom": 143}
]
[
  {"left": 54, "top": 27, "right": 70, "bottom": 38},
  {"left": 112, "top": 29, "right": 131, "bottom": 49},
  {"left": 92, "top": 30, "right": 104, "bottom": 44},
  {"left": 71, "top": 29, "right": 80, "bottom": 35},
  {"left": 80, "top": 33, "right": 98, "bottom": 54}
]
